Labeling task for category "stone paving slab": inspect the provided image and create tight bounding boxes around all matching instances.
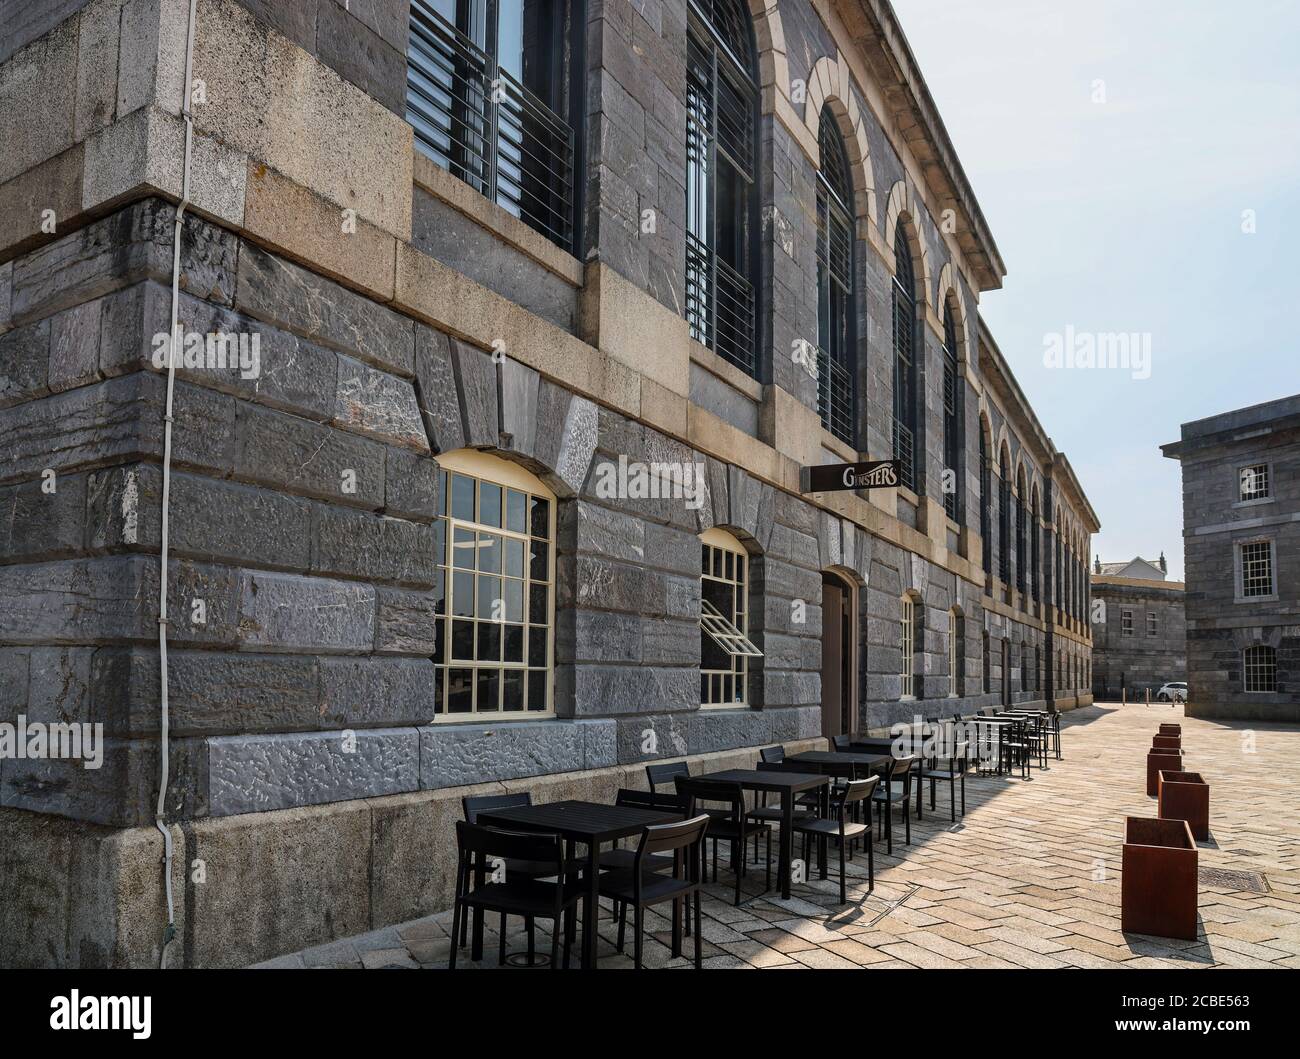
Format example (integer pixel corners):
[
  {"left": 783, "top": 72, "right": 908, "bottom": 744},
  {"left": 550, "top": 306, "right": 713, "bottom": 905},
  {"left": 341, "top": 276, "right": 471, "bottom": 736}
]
[{"left": 256, "top": 704, "right": 1300, "bottom": 969}]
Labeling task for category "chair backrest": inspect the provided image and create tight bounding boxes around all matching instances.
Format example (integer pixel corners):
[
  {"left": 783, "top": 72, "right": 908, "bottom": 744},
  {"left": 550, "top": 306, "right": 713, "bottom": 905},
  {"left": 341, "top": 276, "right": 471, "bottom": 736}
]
[
  {"left": 675, "top": 776, "right": 743, "bottom": 814},
  {"left": 638, "top": 814, "right": 711, "bottom": 858},
  {"left": 759, "top": 745, "right": 785, "bottom": 763},
  {"left": 830, "top": 734, "right": 851, "bottom": 752},
  {"left": 840, "top": 776, "right": 879, "bottom": 806},
  {"left": 462, "top": 791, "right": 531, "bottom": 824},
  {"left": 615, "top": 788, "right": 657, "bottom": 810},
  {"left": 646, "top": 760, "right": 689, "bottom": 792},
  {"left": 757, "top": 759, "right": 806, "bottom": 775},
  {"left": 886, "top": 755, "right": 916, "bottom": 779},
  {"left": 454, "top": 820, "right": 562, "bottom": 872}
]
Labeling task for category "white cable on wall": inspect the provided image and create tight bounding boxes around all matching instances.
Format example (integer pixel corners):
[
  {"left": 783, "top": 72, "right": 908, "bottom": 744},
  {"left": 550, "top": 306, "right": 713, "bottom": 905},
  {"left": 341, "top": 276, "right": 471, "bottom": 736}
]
[{"left": 156, "top": 0, "right": 199, "bottom": 969}]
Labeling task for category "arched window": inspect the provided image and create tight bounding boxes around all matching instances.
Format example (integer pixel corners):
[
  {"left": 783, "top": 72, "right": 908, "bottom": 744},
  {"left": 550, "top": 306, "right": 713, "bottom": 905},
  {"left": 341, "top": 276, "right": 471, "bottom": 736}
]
[
  {"left": 979, "top": 425, "right": 991, "bottom": 576},
  {"left": 981, "top": 631, "right": 991, "bottom": 694},
  {"left": 700, "top": 528, "right": 762, "bottom": 706},
  {"left": 434, "top": 450, "right": 554, "bottom": 717},
  {"left": 1015, "top": 467, "right": 1027, "bottom": 594},
  {"left": 900, "top": 594, "right": 918, "bottom": 699},
  {"left": 816, "top": 108, "right": 856, "bottom": 445},
  {"left": 942, "top": 304, "right": 962, "bottom": 520},
  {"left": 686, "top": 1, "right": 759, "bottom": 376},
  {"left": 998, "top": 448, "right": 1011, "bottom": 582},
  {"left": 948, "top": 609, "right": 964, "bottom": 697},
  {"left": 1243, "top": 645, "right": 1277, "bottom": 693},
  {"left": 408, "top": 0, "right": 579, "bottom": 250},
  {"left": 892, "top": 221, "right": 918, "bottom": 491},
  {"left": 1030, "top": 486, "right": 1040, "bottom": 602}
]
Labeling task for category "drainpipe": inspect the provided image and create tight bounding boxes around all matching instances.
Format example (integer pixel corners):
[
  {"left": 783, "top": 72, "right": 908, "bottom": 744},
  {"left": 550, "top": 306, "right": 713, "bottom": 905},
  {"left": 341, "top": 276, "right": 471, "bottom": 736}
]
[{"left": 156, "top": 0, "right": 199, "bottom": 969}]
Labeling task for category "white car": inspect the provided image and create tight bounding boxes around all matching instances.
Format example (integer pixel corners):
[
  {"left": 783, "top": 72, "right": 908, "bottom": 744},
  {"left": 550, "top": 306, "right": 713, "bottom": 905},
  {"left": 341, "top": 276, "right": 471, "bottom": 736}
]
[{"left": 1156, "top": 682, "right": 1187, "bottom": 703}]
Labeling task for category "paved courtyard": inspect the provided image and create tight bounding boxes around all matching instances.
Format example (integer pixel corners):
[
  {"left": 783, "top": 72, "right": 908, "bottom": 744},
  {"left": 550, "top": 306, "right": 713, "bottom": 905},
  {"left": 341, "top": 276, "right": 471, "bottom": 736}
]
[{"left": 257, "top": 703, "right": 1300, "bottom": 969}]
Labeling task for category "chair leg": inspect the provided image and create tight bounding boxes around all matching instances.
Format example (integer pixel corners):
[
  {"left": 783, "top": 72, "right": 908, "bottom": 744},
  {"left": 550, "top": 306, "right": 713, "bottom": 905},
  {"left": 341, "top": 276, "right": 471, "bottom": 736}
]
[
  {"left": 550, "top": 912, "right": 561, "bottom": 969},
  {"left": 949, "top": 777, "right": 956, "bottom": 822},
  {"left": 886, "top": 801, "right": 893, "bottom": 856},
  {"left": 498, "top": 913, "right": 507, "bottom": 966},
  {"left": 765, "top": 830, "right": 771, "bottom": 892},
  {"left": 634, "top": 905, "right": 644, "bottom": 969},
  {"left": 562, "top": 907, "right": 572, "bottom": 969},
  {"left": 961, "top": 770, "right": 966, "bottom": 815},
  {"left": 671, "top": 897, "right": 682, "bottom": 958},
  {"left": 693, "top": 890, "right": 702, "bottom": 970},
  {"left": 904, "top": 799, "right": 911, "bottom": 844},
  {"left": 448, "top": 899, "right": 461, "bottom": 970},
  {"left": 838, "top": 834, "right": 847, "bottom": 904},
  {"left": 867, "top": 824, "right": 875, "bottom": 891}
]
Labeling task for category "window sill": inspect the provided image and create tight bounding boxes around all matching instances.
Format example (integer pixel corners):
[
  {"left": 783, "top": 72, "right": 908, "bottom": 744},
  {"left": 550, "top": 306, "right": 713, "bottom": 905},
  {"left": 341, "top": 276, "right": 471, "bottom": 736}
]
[
  {"left": 689, "top": 339, "right": 763, "bottom": 400},
  {"left": 412, "top": 149, "right": 583, "bottom": 287},
  {"left": 430, "top": 713, "right": 557, "bottom": 725},
  {"left": 1235, "top": 595, "right": 1279, "bottom": 604},
  {"left": 700, "top": 702, "right": 751, "bottom": 711}
]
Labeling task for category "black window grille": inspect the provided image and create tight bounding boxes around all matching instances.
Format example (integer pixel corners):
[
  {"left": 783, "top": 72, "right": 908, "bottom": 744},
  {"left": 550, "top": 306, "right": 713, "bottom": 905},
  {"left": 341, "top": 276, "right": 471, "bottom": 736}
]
[
  {"left": 1015, "top": 474, "right": 1026, "bottom": 593},
  {"left": 1030, "top": 497, "right": 1040, "bottom": 600},
  {"left": 892, "top": 220, "right": 917, "bottom": 490},
  {"left": 942, "top": 305, "right": 961, "bottom": 520},
  {"left": 998, "top": 451, "right": 1010, "bottom": 582},
  {"left": 816, "top": 109, "right": 855, "bottom": 446},
  {"left": 407, "top": 0, "right": 577, "bottom": 251},
  {"left": 686, "top": 6, "right": 758, "bottom": 377},
  {"left": 980, "top": 429, "right": 991, "bottom": 576}
]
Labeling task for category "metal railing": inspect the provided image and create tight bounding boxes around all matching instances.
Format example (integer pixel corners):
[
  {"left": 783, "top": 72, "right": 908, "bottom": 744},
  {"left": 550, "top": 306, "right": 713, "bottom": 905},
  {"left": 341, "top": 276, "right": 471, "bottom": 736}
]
[
  {"left": 407, "top": 2, "right": 575, "bottom": 251},
  {"left": 686, "top": 231, "right": 756, "bottom": 376},
  {"left": 893, "top": 419, "right": 915, "bottom": 491},
  {"left": 816, "top": 346, "right": 854, "bottom": 446}
]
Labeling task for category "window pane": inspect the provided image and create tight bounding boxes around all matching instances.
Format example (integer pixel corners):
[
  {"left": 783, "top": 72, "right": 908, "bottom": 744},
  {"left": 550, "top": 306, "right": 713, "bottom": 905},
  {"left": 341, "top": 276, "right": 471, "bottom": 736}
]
[
  {"left": 452, "top": 527, "right": 477, "bottom": 569},
  {"left": 451, "top": 473, "right": 475, "bottom": 521},
  {"left": 502, "top": 669, "right": 525, "bottom": 712},
  {"left": 529, "top": 583, "right": 548, "bottom": 624},
  {"left": 448, "top": 668, "right": 473, "bottom": 713},
  {"left": 530, "top": 496, "right": 550, "bottom": 538},
  {"left": 530, "top": 539, "right": 549, "bottom": 580},
  {"left": 504, "top": 623, "right": 524, "bottom": 662},
  {"left": 477, "top": 621, "right": 501, "bottom": 662},
  {"left": 505, "top": 538, "right": 524, "bottom": 578},
  {"left": 478, "top": 575, "right": 502, "bottom": 620},
  {"left": 451, "top": 571, "right": 474, "bottom": 617},
  {"left": 479, "top": 532, "right": 501, "bottom": 573},
  {"left": 452, "top": 619, "right": 474, "bottom": 659},
  {"left": 506, "top": 488, "right": 528, "bottom": 533},
  {"left": 527, "top": 669, "right": 547, "bottom": 711},
  {"left": 479, "top": 481, "right": 502, "bottom": 527},
  {"left": 504, "top": 579, "right": 524, "bottom": 622},
  {"left": 528, "top": 626, "right": 548, "bottom": 666},
  {"left": 476, "top": 669, "right": 500, "bottom": 712}
]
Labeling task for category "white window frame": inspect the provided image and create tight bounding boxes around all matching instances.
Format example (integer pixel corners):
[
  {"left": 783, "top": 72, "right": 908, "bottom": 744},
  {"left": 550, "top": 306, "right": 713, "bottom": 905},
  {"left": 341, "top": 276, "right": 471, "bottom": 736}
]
[
  {"left": 433, "top": 449, "right": 556, "bottom": 721},
  {"left": 1147, "top": 612, "right": 1158, "bottom": 637},
  {"left": 1235, "top": 537, "right": 1277, "bottom": 602},
  {"left": 1243, "top": 644, "right": 1277, "bottom": 693},
  {"left": 900, "top": 595, "right": 916, "bottom": 700},
  {"left": 948, "top": 610, "right": 961, "bottom": 697},
  {"left": 1121, "top": 609, "right": 1134, "bottom": 637},
  {"left": 1235, "top": 462, "right": 1273, "bottom": 506},
  {"left": 700, "top": 528, "right": 758, "bottom": 708}
]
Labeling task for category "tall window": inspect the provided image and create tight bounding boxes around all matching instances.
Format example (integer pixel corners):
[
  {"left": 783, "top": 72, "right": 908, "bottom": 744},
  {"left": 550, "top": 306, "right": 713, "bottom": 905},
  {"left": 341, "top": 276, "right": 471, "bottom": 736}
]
[
  {"left": 1030, "top": 489, "right": 1040, "bottom": 601},
  {"left": 408, "top": 0, "right": 578, "bottom": 250},
  {"left": 686, "top": 1, "right": 758, "bottom": 376},
  {"left": 998, "top": 449, "right": 1010, "bottom": 582},
  {"left": 941, "top": 305, "right": 962, "bottom": 521},
  {"left": 816, "top": 109, "right": 856, "bottom": 445},
  {"left": 982, "top": 631, "right": 990, "bottom": 694},
  {"left": 1121, "top": 609, "right": 1134, "bottom": 636},
  {"left": 892, "top": 221, "right": 917, "bottom": 491},
  {"left": 1015, "top": 468, "right": 1026, "bottom": 593},
  {"left": 434, "top": 450, "right": 554, "bottom": 717},
  {"left": 700, "top": 529, "right": 761, "bottom": 706},
  {"left": 1147, "top": 612, "right": 1158, "bottom": 637},
  {"left": 1020, "top": 646, "right": 1028, "bottom": 693},
  {"left": 948, "top": 610, "right": 963, "bottom": 697},
  {"left": 1239, "top": 540, "right": 1275, "bottom": 597},
  {"left": 900, "top": 596, "right": 918, "bottom": 699},
  {"left": 980, "top": 428, "right": 991, "bottom": 576},
  {"left": 1243, "top": 645, "right": 1277, "bottom": 693}
]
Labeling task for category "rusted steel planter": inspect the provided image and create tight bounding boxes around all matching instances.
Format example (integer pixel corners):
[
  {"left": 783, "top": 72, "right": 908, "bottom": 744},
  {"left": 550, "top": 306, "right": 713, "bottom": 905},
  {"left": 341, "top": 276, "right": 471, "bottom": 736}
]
[
  {"left": 1122, "top": 816, "right": 1198, "bottom": 940},
  {"left": 1159, "top": 724, "right": 1181, "bottom": 737},
  {"left": 1146, "top": 748, "right": 1183, "bottom": 796},
  {"left": 1152, "top": 734, "right": 1181, "bottom": 751},
  {"left": 1158, "top": 770, "right": 1209, "bottom": 841}
]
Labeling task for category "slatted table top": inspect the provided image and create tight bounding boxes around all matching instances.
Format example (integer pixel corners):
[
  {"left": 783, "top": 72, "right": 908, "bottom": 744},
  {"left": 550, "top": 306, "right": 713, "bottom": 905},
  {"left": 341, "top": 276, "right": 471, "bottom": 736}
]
[{"left": 477, "top": 800, "right": 678, "bottom": 842}]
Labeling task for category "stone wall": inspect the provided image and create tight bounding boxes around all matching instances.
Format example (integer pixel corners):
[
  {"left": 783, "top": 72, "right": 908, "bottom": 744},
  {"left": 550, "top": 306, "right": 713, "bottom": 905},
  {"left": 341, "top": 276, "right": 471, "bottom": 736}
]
[{"left": 1090, "top": 578, "right": 1187, "bottom": 698}]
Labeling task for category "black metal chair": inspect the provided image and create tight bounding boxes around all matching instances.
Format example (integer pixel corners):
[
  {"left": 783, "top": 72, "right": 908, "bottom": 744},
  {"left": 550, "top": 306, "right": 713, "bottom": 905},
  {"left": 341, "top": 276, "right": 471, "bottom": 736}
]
[
  {"left": 759, "top": 745, "right": 785, "bottom": 763},
  {"left": 921, "top": 720, "right": 967, "bottom": 821},
  {"left": 599, "top": 814, "right": 711, "bottom": 969},
  {"left": 830, "top": 733, "right": 852, "bottom": 751},
  {"left": 871, "top": 755, "right": 916, "bottom": 854},
  {"left": 676, "top": 776, "right": 771, "bottom": 905},
  {"left": 746, "top": 759, "right": 819, "bottom": 864},
  {"left": 448, "top": 821, "right": 582, "bottom": 969},
  {"left": 599, "top": 789, "right": 688, "bottom": 874},
  {"left": 646, "top": 760, "right": 689, "bottom": 793},
  {"left": 790, "top": 776, "right": 879, "bottom": 902},
  {"left": 996, "top": 716, "right": 1031, "bottom": 778}
]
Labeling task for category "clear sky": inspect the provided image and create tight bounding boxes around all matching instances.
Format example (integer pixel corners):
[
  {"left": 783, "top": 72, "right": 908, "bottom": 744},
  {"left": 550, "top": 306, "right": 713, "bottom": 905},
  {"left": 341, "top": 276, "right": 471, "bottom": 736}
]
[{"left": 893, "top": 0, "right": 1300, "bottom": 581}]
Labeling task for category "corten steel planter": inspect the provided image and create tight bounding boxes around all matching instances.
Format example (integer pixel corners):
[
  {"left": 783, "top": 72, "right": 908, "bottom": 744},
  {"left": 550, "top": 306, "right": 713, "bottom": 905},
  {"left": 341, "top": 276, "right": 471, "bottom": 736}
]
[
  {"left": 1146, "top": 748, "right": 1183, "bottom": 796},
  {"left": 1122, "top": 816, "right": 1198, "bottom": 940},
  {"left": 1158, "top": 771, "right": 1210, "bottom": 841},
  {"left": 1152, "top": 734, "right": 1181, "bottom": 750},
  {"left": 1159, "top": 724, "right": 1181, "bottom": 736}
]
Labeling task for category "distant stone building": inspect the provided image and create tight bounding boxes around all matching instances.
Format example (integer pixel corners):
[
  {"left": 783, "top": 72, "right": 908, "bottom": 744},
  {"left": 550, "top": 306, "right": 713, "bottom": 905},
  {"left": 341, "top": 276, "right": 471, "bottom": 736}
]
[
  {"left": 1163, "top": 396, "right": 1299, "bottom": 721},
  {"left": 1090, "top": 554, "right": 1186, "bottom": 700}
]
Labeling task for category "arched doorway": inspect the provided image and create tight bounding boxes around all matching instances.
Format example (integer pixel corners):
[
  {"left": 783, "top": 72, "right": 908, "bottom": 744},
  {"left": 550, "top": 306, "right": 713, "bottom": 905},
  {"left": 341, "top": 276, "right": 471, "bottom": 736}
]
[{"left": 820, "top": 572, "right": 856, "bottom": 738}]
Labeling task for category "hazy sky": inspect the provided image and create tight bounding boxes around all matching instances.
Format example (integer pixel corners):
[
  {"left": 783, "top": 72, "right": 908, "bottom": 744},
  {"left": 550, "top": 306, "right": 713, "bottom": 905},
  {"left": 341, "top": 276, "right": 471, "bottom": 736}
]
[{"left": 893, "top": 0, "right": 1300, "bottom": 581}]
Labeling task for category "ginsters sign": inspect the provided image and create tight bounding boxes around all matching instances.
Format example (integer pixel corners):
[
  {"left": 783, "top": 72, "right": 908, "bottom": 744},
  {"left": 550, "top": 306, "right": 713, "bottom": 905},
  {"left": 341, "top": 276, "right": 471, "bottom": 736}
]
[{"left": 800, "top": 459, "right": 900, "bottom": 493}]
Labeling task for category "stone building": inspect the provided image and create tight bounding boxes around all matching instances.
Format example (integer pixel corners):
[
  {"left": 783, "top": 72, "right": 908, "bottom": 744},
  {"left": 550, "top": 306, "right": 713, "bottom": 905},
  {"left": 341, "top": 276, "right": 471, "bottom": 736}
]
[
  {"left": 1163, "top": 395, "right": 1299, "bottom": 721},
  {"left": 0, "top": 0, "right": 1097, "bottom": 967},
  {"left": 1089, "top": 554, "right": 1186, "bottom": 700}
]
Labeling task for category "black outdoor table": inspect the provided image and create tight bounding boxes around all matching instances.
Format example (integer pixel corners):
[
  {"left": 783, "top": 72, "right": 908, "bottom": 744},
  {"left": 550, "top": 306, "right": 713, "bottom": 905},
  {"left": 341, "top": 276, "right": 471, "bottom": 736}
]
[
  {"left": 692, "top": 768, "right": 829, "bottom": 899},
  {"left": 478, "top": 799, "right": 678, "bottom": 969},
  {"left": 786, "top": 750, "right": 892, "bottom": 775}
]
